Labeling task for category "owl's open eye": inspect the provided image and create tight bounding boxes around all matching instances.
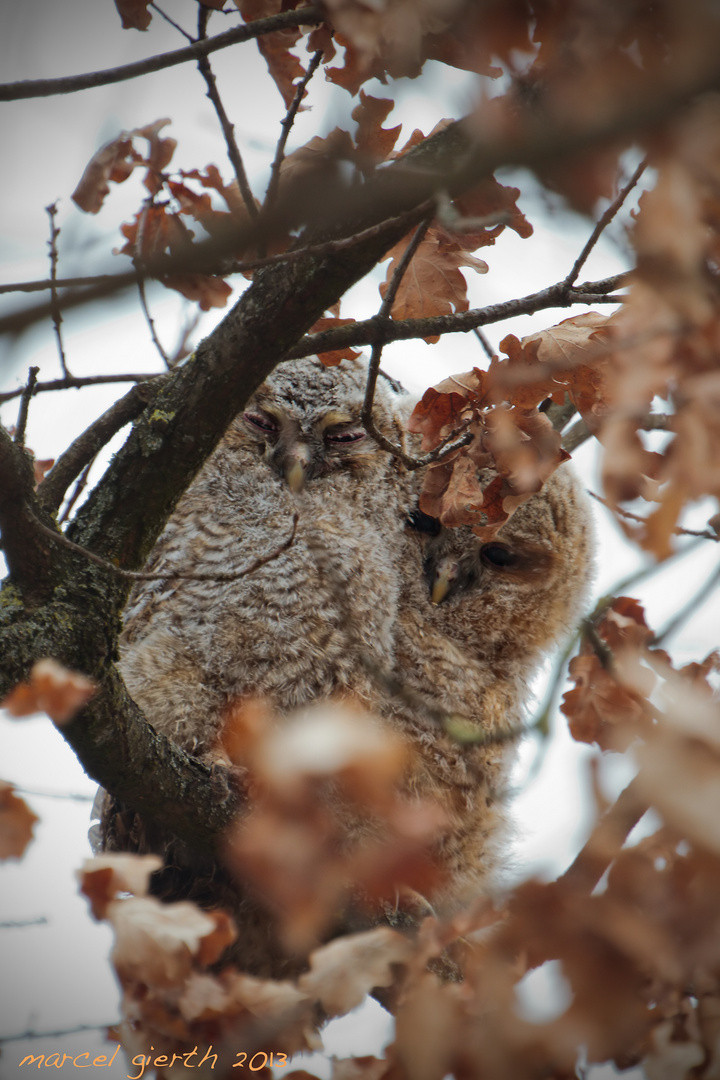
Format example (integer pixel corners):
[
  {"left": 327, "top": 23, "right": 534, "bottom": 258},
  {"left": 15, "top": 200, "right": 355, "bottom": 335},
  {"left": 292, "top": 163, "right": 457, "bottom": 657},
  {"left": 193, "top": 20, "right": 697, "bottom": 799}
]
[
  {"left": 480, "top": 543, "right": 518, "bottom": 569},
  {"left": 325, "top": 429, "right": 367, "bottom": 445},
  {"left": 243, "top": 411, "right": 278, "bottom": 434}
]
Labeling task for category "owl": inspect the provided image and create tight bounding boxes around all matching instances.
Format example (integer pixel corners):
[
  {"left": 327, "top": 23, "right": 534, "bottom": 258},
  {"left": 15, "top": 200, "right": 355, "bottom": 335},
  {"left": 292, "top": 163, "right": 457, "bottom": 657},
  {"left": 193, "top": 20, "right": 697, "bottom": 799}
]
[
  {"left": 97, "top": 356, "right": 594, "bottom": 982},
  {"left": 387, "top": 461, "right": 594, "bottom": 916}
]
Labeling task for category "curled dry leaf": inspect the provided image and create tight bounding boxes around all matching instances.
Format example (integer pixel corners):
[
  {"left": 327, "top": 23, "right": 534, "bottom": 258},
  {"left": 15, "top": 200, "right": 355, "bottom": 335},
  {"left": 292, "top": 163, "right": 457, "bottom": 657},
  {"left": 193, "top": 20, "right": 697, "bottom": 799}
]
[
  {"left": 2, "top": 657, "right": 96, "bottom": 725},
  {"left": 299, "top": 927, "right": 414, "bottom": 1017},
  {"left": 409, "top": 369, "right": 568, "bottom": 537},
  {"left": 0, "top": 781, "right": 38, "bottom": 861},
  {"left": 308, "top": 317, "right": 361, "bottom": 366},
  {"left": 77, "top": 853, "right": 163, "bottom": 919},
  {"left": 109, "top": 896, "right": 236, "bottom": 988},
  {"left": 352, "top": 91, "right": 402, "bottom": 167},
  {"left": 72, "top": 118, "right": 175, "bottom": 214},
  {"left": 235, "top": 0, "right": 306, "bottom": 109},
  {"left": 113, "top": 0, "right": 152, "bottom": 31},
  {"left": 222, "top": 701, "right": 444, "bottom": 950},
  {"left": 381, "top": 174, "right": 530, "bottom": 341}
]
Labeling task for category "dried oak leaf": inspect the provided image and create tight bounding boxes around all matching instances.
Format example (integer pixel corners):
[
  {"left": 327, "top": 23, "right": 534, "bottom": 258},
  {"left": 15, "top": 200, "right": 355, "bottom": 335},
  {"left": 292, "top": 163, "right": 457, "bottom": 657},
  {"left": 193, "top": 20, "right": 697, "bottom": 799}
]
[
  {"left": 235, "top": 0, "right": 306, "bottom": 109},
  {"left": 163, "top": 272, "right": 233, "bottom": 311},
  {"left": 381, "top": 225, "right": 489, "bottom": 337},
  {"left": 2, "top": 658, "right": 96, "bottom": 725},
  {"left": 71, "top": 135, "right": 142, "bottom": 214},
  {"left": 114, "top": 0, "right": 152, "bottom": 30},
  {"left": 109, "top": 895, "right": 235, "bottom": 988},
  {"left": 299, "top": 928, "right": 414, "bottom": 1017},
  {"left": 352, "top": 91, "right": 401, "bottom": 167},
  {"left": 495, "top": 311, "right": 614, "bottom": 422},
  {"left": 308, "top": 316, "right": 361, "bottom": 366},
  {"left": 0, "top": 781, "right": 38, "bottom": 861},
  {"left": 78, "top": 853, "right": 163, "bottom": 919}
]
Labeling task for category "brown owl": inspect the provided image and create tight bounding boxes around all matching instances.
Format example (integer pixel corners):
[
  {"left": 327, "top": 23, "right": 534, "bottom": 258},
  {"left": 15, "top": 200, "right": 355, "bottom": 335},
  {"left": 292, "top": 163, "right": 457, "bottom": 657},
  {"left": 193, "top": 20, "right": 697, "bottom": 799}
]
[
  {"left": 390, "top": 463, "right": 594, "bottom": 917},
  {"left": 96, "top": 356, "right": 593, "bottom": 980}
]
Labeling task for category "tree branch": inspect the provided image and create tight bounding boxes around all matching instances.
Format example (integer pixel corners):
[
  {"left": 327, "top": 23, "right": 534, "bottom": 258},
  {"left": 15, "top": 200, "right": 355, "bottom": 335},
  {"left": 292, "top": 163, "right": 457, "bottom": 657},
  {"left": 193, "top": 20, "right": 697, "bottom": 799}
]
[
  {"left": 0, "top": 8, "right": 324, "bottom": 101},
  {"left": 287, "top": 275, "right": 630, "bottom": 358},
  {"left": 37, "top": 379, "right": 167, "bottom": 515},
  {"left": 0, "top": 373, "right": 160, "bottom": 406}
]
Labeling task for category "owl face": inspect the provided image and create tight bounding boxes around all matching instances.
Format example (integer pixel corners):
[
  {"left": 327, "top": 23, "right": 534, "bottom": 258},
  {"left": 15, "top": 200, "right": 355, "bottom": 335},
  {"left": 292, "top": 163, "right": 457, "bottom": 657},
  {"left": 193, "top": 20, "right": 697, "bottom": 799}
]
[{"left": 226, "top": 357, "right": 404, "bottom": 490}]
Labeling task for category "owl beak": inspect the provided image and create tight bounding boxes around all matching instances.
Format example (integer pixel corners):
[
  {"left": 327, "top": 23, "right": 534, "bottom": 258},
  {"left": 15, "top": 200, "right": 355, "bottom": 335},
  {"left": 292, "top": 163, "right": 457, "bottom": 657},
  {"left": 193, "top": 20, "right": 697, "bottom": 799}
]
[
  {"left": 285, "top": 445, "right": 311, "bottom": 492},
  {"left": 431, "top": 560, "right": 457, "bottom": 605}
]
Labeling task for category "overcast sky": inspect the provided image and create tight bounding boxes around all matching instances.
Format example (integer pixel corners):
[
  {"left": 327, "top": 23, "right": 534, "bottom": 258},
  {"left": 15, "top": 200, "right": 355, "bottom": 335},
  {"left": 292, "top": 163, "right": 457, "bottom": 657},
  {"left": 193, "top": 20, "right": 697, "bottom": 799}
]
[{"left": 1, "top": 3, "right": 719, "bottom": 1077}]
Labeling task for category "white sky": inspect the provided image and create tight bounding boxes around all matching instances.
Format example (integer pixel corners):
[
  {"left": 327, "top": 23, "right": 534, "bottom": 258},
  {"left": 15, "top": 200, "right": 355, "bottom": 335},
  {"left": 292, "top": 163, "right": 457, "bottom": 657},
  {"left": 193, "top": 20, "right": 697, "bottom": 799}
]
[{"left": 1, "top": 2, "right": 718, "bottom": 1077}]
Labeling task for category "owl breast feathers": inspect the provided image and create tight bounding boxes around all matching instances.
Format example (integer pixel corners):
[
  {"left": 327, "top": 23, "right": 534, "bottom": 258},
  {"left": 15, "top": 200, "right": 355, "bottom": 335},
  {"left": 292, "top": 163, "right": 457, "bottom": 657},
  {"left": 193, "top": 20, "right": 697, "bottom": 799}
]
[{"left": 101, "top": 355, "right": 593, "bottom": 975}]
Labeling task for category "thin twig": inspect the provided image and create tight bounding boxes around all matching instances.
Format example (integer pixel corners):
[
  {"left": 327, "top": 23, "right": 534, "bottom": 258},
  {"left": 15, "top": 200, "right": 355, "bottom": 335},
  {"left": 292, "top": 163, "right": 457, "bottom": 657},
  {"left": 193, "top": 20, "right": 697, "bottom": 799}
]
[
  {"left": 472, "top": 326, "right": 495, "bottom": 360},
  {"left": 134, "top": 205, "right": 171, "bottom": 368},
  {"left": 0, "top": 8, "right": 323, "bottom": 101},
  {"left": 15, "top": 786, "right": 93, "bottom": 802},
  {"left": 362, "top": 218, "right": 432, "bottom": 455},
  {"left": 45, "top": 202, "right": 70, "bottom": 378},
  {"left": 589, "top": 490, "right": 719, "bottom": 542},
  {"left": 651, "top": 560, "right": 720, "bottom": 645},
  {"left": 149, "top": 1, "right": 194, "bottom": 41},
  {"left": 37, "top": 380, "right": 166, "bottom": 514},
  {"left": 29, "top": 510, "right": 299, "bottom": 583},
  {"left": 264, "top": 49, "right": 324, "bottom": 215},
  {"left": 0, "top": 1022, "right": 119, "bottom": 1044},
  {"left": 59, "top": 460, "right": 95, "bottom": 526},
  {"left": 558, "top": 775, "right": 647, "bottom": 894},
  {"left": 196, "top": 6, "right": 259, "bottom": 224},
  {"left": 13, "top": 367, "right": 39, "bottom": 447},
  {"left": 0, "top": 373, "right": 159, "bottom": 407},
  {"left": 563, "top": 158, "right": 648, "bottom": 290},
  {"left": 0, "top": 917, "right": 48, "bottom": 929}
]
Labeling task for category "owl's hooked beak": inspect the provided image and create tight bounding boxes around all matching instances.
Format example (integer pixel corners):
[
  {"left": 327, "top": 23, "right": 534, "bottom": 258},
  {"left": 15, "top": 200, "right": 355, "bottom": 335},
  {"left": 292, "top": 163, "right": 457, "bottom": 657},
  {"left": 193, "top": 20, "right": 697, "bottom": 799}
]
[
  {"left": 430, "top": 558, "right": 458, "bottom": 605},
  {"left": 285, "top": 444, "right": 311, "bottom": 492}
]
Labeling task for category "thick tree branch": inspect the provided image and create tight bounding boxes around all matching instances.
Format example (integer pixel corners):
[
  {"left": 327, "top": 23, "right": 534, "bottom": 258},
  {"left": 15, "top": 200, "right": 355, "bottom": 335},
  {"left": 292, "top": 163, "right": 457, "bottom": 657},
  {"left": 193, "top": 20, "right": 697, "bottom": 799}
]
[{"left": 0, "top": 8, "right": 324, "bottom": 101}]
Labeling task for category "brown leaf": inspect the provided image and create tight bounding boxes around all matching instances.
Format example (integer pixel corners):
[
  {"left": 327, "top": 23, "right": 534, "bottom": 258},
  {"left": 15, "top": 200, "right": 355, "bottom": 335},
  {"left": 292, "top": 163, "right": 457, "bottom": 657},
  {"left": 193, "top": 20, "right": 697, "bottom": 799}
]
[
  {"left": 308, "top": 317, "right": 361, "bottom": 366},
  {"left": 407, "top": 369, "right": 485, "bottom": 451},
  {"left": 71, "top": 135, "right": 142, "bottom": 214},
  {"left": 381, "top": 226, "right": 488, "bottom": 339},
  {"left": 33, "top": 457, "right": 54, "bottom": 485},
  {"left": 109, "top": 896, "right": 233, "bottom": 987},
  {"left": 2, "top": 658, "right": 96, "bottom": 725},
  {"left": 0, "top": 781, "right": 38, "bottom": 861},
  {"left": 162, "top": 272, "right": 233, "bottom": 311},
  {"left": 352, "top": 92, "right": 401, "bottom": 166},
  {"left": 299, "top": 928, "right": 414, "bottom": 1017},
  {"left": 114, "top": 0, "right": 152, "bottom": 30},
  {"left": 78, "top": 853, "right": 163, "bottom": 919},
  {"left": 235, "top": 0, "right": 306, "bottom": 108}
]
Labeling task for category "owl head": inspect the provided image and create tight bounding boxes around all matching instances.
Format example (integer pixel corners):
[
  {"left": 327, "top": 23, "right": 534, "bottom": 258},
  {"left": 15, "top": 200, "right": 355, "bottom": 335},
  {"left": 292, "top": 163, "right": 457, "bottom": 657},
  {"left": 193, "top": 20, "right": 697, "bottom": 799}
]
[
  {"left": 410, "top": 464, "right": 594, "bottom": 660},
  {"left": 223, "top": 357, "right": 407, "bottom": 491}
]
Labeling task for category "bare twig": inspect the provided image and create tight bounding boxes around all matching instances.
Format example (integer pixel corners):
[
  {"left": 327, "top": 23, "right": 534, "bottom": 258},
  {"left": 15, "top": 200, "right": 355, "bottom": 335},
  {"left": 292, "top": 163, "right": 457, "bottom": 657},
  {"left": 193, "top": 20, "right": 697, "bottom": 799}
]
[
  {"left": 13, "top": 367, "right": 39, "bottom": 447},
  {"left": 37, "top": 380, "right": 166, "bottom": 515},
  {"left": 472, "top": 326, "right": 495, "bottom": 360},
  {"left": 362, "top": 217, "right": 433, "bottom": 453},
  {"left": 563, "top": 158, "right": 648, "bottom": 290},
  {"left": 45, "top": 202, "right": 70, "bottom": 378},
  {"left": 196, "top": 7, "right": 259, "bottom": 225},
  {"left": 29, "top": 510, "right": 299, "bottom": 583},
  {"left": 0, "top": 917, "right": 48, "bottom": 929},
  {"left": 263, "top": 49, "right": 325, "bottom": 215},
  {"left": 286, "top": 274, "right": 631, "bottom": 359},
  {"left": 558, "top": 775, "right": 647, "bottom": 894},
  {"left": 0, "top": 8, "right": 323, "bottom": 101},
  {"left": 589, "top": 490, "right": 719, "bottom": 542},
  {"left": 59, "top": 460, "right": 95, "bottom": 526},
  {"left": 0, "top": 1022, "right": 118, "bottom": 1044},
  {"left": 651, "top": 560, "right": 720, "bottom": 645},
  {"left": 149, "top": 2, "right": 194, "bottom": 41},
  {"left": 14, "top": 787, "right": 93, "bottom": 802},
  {"left": 0, "top": 373, "right": 159, "bottom": 407}
]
